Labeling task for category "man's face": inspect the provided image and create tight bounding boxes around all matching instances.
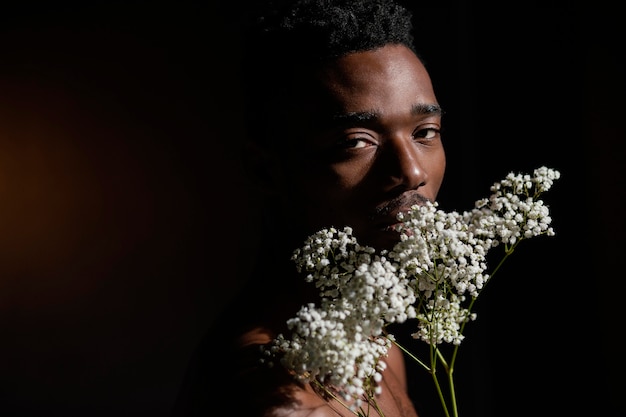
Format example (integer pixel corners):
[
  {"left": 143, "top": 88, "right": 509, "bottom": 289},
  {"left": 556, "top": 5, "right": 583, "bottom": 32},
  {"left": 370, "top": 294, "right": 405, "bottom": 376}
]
[{"left": 274, "top": 44, "right": 446, "bottom": 251}]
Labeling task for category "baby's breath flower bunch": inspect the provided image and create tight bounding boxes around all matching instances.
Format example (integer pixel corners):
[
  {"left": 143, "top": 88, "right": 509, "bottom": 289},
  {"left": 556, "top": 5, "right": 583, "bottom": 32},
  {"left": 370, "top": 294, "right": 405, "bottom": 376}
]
[{"left": 261, "top": 166, "right": 560, "bottom": 417}]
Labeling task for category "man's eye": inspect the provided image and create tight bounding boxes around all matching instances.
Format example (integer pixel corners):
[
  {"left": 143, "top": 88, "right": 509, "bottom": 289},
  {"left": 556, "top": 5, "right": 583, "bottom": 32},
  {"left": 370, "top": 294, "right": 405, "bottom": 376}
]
[
  {"left": 335, "top": 132, "right": 377, "bottom": 150},
  {"left": 413, "top": 127, "right": 440, "bottom": 140},
  {"left": 340, "top": 138, "right": 370, "bottom": 149}
]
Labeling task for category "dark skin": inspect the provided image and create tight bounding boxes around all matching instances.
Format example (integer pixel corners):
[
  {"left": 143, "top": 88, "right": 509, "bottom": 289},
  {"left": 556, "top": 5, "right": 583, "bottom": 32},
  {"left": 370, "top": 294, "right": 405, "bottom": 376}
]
[
  {"left": 193, "top": 44, "right": 445, "bottom": 417},
  {"left": 261, "top": 44, "right": 446, "bottom": 253}
]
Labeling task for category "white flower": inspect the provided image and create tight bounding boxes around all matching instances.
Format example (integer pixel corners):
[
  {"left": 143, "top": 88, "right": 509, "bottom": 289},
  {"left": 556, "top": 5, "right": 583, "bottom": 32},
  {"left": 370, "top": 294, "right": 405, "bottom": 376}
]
[{"left": 263, "top": 166, "right": 560, "bottom": 412}]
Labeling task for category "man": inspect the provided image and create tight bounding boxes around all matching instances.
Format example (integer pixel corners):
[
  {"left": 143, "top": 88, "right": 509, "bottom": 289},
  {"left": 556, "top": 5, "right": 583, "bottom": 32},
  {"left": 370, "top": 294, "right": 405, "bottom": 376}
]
[{"left": 173, "top": 1, "right": 445, "bottom": 415}]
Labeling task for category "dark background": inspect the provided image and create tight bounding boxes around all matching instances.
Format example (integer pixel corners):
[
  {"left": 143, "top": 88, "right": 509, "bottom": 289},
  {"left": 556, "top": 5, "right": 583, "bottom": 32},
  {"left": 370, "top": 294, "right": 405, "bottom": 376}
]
[{"left": 1, "top": 1, "right": 623, "bottom": 416}]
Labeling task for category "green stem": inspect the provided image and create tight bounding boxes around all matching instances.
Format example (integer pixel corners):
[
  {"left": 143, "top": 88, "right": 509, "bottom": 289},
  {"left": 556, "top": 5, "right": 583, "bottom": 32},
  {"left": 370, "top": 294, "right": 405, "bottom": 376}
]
[
  {"left": 311, "top": 380, "right": 363, "bottom": 416},
  {"left": 430, "top": 346, "right": 452, "bottom": 417},
  {"left": 446, "top": 361, "right": 458, "bottom": 417},
  {"left": 393, "top": 339, "right": 430, "bottom": 372}
]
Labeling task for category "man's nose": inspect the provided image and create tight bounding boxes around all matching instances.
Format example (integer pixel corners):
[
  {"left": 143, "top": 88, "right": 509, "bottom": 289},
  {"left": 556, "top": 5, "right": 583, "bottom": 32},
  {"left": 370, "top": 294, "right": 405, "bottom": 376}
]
[{"left": 383, "top": 135, "right": 426, "bottom": 191}]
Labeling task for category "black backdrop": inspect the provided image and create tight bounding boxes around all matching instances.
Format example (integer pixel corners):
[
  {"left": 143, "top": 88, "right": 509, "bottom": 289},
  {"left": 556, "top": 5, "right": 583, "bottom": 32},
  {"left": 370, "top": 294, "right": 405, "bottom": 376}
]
[{"left": 1, "top": 1, "right": 623, "bottom": 416}]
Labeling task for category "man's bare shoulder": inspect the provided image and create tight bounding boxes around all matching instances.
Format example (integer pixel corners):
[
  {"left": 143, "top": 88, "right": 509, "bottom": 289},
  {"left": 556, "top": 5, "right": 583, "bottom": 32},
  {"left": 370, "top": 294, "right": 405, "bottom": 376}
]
[
  {"left": 238, "top": 326, "right": 274, "bottom": 347},
  {"left": 231, "top": 327, "right": 357, "bottom": 416}
]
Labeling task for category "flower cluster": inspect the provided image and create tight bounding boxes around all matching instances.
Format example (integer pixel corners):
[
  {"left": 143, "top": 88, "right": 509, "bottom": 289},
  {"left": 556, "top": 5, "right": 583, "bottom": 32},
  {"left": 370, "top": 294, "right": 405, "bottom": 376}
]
[
  {"left": 262, "top": 228, "right": 416, "bottom": 408},
  {"left": 261, "top": 166, "right": 560, "bottom": 414}
]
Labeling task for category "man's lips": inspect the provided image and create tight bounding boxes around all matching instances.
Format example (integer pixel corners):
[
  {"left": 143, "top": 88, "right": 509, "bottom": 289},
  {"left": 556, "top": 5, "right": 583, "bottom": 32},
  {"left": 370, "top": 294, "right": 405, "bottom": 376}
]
[
  {"left": 373, "top": 192, "right": 430, "bottom": 215},
  {"left": 370, "top": 192, "right": 432, "bottom": 226},
  {"left": 375, "top": 209, "right": 412, "bottom": 231}
]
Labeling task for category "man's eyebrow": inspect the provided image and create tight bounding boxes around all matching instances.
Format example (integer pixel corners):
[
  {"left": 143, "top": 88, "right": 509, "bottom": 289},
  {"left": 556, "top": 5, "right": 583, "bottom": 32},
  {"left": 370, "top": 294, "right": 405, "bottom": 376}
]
[
  {"left": 412, "top": 103, "right": 444, "bottom": 116},
  {"left": 328, "top": 103, "right": 444, "bottom": 126},
  {"left": 330, "top": 110, "right": 379, "bottom": 124}
]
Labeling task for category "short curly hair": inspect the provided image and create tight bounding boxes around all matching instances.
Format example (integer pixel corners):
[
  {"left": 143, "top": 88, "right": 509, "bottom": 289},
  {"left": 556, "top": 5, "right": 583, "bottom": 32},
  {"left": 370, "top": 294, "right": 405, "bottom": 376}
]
[
  {"left": 247, "top": 0, "right": 415, "bottom": 60},
  {"left": 242, "top": 0, "right": 418, "bottom": 147}
]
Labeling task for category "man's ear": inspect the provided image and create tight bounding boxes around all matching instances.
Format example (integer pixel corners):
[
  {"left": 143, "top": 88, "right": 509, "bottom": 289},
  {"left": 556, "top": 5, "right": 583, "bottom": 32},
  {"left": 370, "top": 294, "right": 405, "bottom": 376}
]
[{"left": 241, "top": 141, "right": 282, "bottom": 196}]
